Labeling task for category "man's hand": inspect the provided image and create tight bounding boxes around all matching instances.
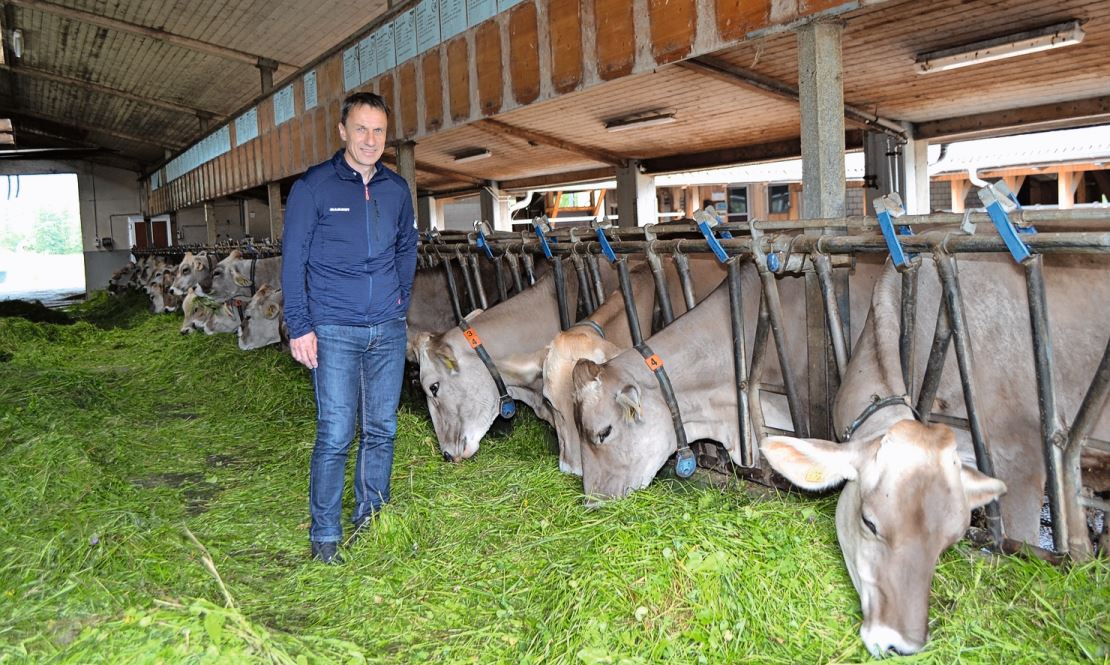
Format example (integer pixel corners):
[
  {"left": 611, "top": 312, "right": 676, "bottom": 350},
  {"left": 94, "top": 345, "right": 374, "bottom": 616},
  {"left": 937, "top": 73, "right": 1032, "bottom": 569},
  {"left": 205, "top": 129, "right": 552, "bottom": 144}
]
[{"left": 290, "top": 331, "right": 318, "bottom": 369}]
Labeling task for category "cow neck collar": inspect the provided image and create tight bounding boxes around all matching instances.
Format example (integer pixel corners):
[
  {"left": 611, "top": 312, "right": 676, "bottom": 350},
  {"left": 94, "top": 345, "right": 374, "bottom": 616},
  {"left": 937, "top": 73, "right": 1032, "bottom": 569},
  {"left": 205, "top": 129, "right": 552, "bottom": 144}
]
[
  {"left": 571, "top": 319, "right": 605, "bottom": 338},
  {"left": 840, "top": 394, "right": 920, "bottom": 442},
  {"left": 458, "top": 320, "right": 517, "bottom": 420},
  {"left": 633, "top": 342, "right": 696, "bottom": 479}
]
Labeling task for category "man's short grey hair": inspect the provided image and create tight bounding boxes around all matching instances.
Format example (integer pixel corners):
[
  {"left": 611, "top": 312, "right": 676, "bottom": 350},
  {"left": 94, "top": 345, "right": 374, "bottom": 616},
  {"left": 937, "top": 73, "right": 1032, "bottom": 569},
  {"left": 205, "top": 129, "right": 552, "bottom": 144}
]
[{"left": 341, "top": 92, "right": 391, "bottom": 124}]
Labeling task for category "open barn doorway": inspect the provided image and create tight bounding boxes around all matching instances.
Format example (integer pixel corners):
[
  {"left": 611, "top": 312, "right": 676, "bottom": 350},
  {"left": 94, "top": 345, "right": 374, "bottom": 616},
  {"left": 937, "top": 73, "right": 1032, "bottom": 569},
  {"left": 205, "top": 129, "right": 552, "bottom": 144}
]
[{"left": 0, "top": 173, "right": 85, "bottom": 307}]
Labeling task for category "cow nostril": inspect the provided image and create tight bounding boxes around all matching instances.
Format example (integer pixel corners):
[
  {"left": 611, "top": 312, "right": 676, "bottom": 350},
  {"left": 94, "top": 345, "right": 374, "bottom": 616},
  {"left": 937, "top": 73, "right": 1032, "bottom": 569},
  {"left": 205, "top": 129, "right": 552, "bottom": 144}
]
[{"left": 442, "top": 450, "right": 455, "bottom": 463}]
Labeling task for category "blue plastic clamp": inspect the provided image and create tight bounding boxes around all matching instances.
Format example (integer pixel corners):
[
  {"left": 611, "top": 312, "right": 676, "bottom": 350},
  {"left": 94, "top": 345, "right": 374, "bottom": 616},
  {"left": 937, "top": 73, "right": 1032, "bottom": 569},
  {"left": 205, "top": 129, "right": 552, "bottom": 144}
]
[
  {"left": 693, "top": 207, "right": 729, "bottom": 263},
  {"left": 532, "top": 217, "right": 555, "bottom": 260},
  {"left": 674, "top": 447, "right": 697, "bottom": 478},
  {"left": 874, "top": 192, "right": 914, "bottom": 270},
  {"left": 977, "top": 181, "right": 1032, "bottom": 264},
  {"left": 591, "top": 218, "right": 618, "bottom": 263},
  {"left": 474, "top": 220, "right": 495, "bottom": 259}
]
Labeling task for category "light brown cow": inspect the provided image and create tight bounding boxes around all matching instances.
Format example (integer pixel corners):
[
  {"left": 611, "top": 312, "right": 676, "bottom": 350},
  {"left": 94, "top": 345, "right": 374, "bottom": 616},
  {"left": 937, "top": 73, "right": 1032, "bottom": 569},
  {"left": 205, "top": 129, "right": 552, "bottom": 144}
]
[{"left": 761, "top": 253, "right": 1110, "bottom": 656}]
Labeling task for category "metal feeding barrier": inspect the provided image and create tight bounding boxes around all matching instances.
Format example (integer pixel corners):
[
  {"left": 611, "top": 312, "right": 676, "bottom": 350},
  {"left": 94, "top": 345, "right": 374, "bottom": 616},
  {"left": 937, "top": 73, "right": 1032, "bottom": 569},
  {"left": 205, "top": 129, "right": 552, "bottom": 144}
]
[{"left": 418, "top": 203, "right": 1110, "bottom": 561}]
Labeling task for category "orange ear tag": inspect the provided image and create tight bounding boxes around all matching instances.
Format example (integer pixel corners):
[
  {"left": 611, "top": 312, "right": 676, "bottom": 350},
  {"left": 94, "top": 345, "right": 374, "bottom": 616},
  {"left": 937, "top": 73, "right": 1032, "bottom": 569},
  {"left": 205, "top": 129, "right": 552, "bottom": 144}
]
[
  {"left": 463, "top": 328, "right": 482, "bottom": 349},
  {"left": 643, "top": 354, "right": 663, "bottom": 371}
]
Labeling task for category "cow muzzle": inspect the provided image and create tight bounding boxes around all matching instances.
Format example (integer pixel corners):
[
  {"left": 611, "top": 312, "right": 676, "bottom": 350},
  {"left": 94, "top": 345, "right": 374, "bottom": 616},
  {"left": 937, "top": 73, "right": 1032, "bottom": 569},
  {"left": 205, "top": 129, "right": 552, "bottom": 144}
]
[{"left": 861, "top": 624, "right": 925, "bottom": 658}]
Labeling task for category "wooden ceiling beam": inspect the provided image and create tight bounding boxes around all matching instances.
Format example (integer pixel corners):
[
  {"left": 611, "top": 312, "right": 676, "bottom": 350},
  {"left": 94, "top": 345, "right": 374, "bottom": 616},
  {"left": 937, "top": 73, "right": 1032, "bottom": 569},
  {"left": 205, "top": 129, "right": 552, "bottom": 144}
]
[
  {"left": 474, "top": 118, "right": 628, "bottom": 166},
  {"left": 676, "top": 56, "right": 908, "bottom": 141},
  {"left": 0, "top": 63, "right": 227, "bottom": 118},
  {"left": 7, "top": 0, "right": 296, "bottom": 71},
  {"left": 913, "top": 96, "right": 1110, "bottom": 141},
  {"left": 639, "top": 131, "right": 865, "bottom": 175},
  {"left": 0, "top": 105, "right": 184, "bottom": 150},
  {"left": 500, "top": 167, "right": 617, "bottom": 191}
]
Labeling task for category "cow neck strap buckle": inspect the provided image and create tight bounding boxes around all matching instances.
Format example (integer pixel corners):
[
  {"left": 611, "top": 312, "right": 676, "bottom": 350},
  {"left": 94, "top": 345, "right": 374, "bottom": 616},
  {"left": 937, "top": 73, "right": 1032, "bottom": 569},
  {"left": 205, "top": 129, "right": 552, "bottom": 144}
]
[
  {"left": 459, "top": 320, "right": 516, "bottom": 419},
  {"left": 634, "top": 343, "right": 695, "bottom": 478},
  {"left": 841, "top": 394, "right": 920, "bottom": 442},
  {"left": 571, "top": 319, "right": 605, "bottom": 339}
]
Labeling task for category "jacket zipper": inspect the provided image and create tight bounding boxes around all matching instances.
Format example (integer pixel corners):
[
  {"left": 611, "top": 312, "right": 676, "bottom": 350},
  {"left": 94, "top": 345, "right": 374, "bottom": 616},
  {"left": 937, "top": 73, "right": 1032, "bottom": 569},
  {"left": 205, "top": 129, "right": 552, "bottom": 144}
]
[{"left": 364, "top": 183, "right": 372, "bottom": 257}]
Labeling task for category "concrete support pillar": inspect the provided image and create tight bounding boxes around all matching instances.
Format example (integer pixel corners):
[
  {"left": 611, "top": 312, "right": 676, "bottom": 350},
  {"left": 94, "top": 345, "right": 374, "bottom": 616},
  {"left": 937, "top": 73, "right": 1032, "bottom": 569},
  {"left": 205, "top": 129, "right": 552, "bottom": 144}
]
[
  {"left": 798, "top": 20, "right": 846, "bottom": 441},
  {"left": 417, "top": 195, "right": 438, "bottom": 231},
  {"left": 203, "top": 202, "right": 217, "bottom": 245},
  {"left": 267, "top": 182, "right": 283, "bottom": 242},
  {"left": 903, "top": 128, "right": 930, "bottom": 215},
  {"left": 480, "top": 181, "right": 514, "bottom": 231},
  {"left": 616, "top": 160, "right": 656, "bottom": 228},
  {"left": 395, "top": 140, "right": 418, "bottom": 216},
  {"left": 799, "top": 21, "right": 846, "bottom": 220}
]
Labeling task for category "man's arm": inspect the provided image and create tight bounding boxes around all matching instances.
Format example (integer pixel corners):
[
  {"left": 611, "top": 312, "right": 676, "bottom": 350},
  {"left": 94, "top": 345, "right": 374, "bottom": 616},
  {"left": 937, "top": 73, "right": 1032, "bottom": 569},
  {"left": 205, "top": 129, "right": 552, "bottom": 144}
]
[
  {"left": 395, "top": 190, "right": 419, "bottom": 312},
  {"left": 281, "top": 179, "right": 318, "bottom": 367}
]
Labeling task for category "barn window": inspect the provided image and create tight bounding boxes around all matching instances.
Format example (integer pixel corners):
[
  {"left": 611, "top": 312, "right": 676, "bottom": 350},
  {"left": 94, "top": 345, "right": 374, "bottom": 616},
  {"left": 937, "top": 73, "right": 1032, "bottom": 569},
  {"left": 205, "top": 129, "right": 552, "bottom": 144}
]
[
  {"left": 769, "top": 184, "right": 792, "bottom": 213},
  {"left": 727, "top": 185, "right": 748, "bottom": 221}
]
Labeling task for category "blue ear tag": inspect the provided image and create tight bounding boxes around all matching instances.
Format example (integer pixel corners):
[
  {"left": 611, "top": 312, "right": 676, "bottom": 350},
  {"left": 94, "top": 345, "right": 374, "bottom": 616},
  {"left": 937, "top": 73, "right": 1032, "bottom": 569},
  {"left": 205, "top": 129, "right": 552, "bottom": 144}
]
[
  {"left": 674, "top": 447, "right": 696, "bottom": 478},
  {"left": 874, "top": 193, "right": 914, "bottom": 270},
  {"left": 499, "top": 396, "right": 517, "bottom": 419}
]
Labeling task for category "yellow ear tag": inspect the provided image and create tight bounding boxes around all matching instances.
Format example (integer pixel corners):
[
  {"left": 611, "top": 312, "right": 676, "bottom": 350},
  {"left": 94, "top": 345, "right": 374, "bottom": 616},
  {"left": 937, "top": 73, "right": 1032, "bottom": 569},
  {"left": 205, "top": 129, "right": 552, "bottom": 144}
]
[{"left": 805, "top": 468, "right": 825, "bottom": 484}]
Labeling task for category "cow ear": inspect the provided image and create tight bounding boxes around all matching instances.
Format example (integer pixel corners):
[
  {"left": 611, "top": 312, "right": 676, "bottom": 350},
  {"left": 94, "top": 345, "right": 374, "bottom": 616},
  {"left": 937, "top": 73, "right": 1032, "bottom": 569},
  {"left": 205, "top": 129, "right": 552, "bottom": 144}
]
[
  {"left": 572, "top": 359, "right": 603, "bottom": 393},
  {"left": 615, "top": 384, "right": 642, "bottom": 423},
  {"left": 232, "top": 268, "right": 251, "bottom": 286},
  {"left": 960, "top": 466, "right": 1006, "bottom": 509},
  {"left": 760, "top": 436, "right": 858, "bottom": 490},
  {"left": 264, "top": 304, "right": 279, "bottom": 319}
]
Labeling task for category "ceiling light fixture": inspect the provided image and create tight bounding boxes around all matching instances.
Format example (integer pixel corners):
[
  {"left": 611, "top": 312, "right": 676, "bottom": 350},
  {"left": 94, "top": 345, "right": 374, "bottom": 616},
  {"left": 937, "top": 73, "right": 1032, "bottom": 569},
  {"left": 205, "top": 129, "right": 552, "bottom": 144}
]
[
  {"left": 453, "top": 148, "right": 491, "bottom": 163},
  {"left": 915, "top": 21, "right": 1084, "bottom": 74},
  {"left": 604, "top": 112, "right": 676, "bottom": 133},
  {"left": 11, "top": 29, "right": 24, "bottom": 59}
]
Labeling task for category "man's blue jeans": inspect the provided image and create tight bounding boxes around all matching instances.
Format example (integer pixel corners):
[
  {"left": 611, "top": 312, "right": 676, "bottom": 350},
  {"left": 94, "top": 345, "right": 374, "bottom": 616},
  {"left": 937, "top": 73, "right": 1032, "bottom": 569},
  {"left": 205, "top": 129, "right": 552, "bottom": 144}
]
[{"left": 309, "top": 319, "right": 407, "bottom": 543}]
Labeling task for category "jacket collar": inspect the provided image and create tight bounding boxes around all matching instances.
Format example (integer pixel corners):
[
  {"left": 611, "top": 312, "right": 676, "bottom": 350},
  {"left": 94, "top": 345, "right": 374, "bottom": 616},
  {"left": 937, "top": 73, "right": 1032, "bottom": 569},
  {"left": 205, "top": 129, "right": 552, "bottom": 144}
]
[{"left": 331, "top": 149, "right": 385, "bottom": 184}]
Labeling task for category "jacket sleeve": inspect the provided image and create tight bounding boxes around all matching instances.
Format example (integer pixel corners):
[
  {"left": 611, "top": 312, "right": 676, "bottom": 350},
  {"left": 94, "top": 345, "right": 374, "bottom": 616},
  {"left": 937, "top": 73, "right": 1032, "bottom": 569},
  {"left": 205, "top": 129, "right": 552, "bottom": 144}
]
[
  {"left": 395, "top": 188, "right": 419, "bottom": 313},
  {"left": 281, "top": 179, "right": 317, "bottom": 338}
]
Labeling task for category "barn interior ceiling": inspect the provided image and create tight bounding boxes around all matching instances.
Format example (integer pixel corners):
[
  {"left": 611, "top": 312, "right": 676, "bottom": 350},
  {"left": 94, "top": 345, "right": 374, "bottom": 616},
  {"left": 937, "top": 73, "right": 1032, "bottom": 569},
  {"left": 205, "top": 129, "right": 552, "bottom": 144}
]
[{"left": 1, "top": 0, "right": 1109, "bottom": 197}]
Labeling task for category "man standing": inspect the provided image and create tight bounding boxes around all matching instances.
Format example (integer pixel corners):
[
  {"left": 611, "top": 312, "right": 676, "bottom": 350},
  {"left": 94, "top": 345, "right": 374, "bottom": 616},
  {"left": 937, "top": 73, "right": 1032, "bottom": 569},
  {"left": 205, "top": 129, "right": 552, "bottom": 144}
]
[{"left": 282, "top": 92, "right": 418, "bottom": 563}]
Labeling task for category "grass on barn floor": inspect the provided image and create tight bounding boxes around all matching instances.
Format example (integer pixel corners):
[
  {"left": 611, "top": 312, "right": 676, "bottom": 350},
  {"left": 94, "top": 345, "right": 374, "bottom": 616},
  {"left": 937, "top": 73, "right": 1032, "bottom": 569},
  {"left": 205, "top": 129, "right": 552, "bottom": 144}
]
[{"left": 0, "top": 291, "right": 1107, "bottom": 664}]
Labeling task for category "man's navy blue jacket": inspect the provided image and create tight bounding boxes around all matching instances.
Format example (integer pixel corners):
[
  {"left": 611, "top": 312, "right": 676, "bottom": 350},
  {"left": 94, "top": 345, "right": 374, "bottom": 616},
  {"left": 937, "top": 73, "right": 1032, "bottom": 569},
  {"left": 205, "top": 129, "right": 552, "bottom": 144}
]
[{"left": 281, "top": 150, "right": 418, "bottom": 339}]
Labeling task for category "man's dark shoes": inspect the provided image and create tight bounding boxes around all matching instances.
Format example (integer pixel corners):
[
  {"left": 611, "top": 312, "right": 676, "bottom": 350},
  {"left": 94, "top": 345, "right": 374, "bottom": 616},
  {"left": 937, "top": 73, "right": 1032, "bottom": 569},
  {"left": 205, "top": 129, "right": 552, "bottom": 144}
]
[{"left": 310, "top": 541, "right": 343, "bottom": 564}]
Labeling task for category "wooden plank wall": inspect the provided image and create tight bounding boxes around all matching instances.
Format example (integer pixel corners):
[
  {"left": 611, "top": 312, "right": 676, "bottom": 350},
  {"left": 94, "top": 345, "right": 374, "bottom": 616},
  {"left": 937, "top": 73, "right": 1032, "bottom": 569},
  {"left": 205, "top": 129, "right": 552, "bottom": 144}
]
[{"left": 147, "top": 0, "right": 869, "bottom": 215}]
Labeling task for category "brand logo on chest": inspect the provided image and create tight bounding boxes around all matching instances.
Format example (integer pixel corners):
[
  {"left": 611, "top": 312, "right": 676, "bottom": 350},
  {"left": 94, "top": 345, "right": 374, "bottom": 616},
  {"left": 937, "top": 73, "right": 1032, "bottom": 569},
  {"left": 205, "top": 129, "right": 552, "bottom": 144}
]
[{"left": 328, "top": 207, "right": 351, "bottom": 212}]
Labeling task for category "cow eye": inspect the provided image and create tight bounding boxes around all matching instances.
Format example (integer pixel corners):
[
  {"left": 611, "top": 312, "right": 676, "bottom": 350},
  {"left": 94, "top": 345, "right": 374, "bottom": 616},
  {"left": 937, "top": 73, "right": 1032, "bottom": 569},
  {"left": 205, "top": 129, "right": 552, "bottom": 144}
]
[
  {"left": 183, "top": 267, "right": 191, "bottom": 274},
  {"left": 429, "top": 382, "right": 440, "bottom": 397},
  {"left": 597, "top": 425, "right": 612, "bottom": 443},
  {"left": 861, "top": 514, "right": 878, "bottom": 536}
]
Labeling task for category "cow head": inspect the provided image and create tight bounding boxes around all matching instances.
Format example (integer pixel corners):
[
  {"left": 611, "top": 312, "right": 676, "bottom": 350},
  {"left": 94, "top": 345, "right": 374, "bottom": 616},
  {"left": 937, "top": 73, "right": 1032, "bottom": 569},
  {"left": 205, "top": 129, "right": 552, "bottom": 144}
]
[
  {"left": 238, "top": 285, "right": 284, "bottom": 350},
  {"left": 170, "top": 251, "right": 216, "bottom": 295},
  {"left": 760, "top": 420, "right": 1006, "bottom": 657},
  {"left": 412, "top": 328, "right": 497, "bottom": 461},
  {"left": 570, "top": 358, "right": 677, "bottom": 502},
  {"left": 206, "top": 250, "right": 244, "bottom": 302},
  {"left": 542, "top": 328, "right": 623, "bottom": 476}
]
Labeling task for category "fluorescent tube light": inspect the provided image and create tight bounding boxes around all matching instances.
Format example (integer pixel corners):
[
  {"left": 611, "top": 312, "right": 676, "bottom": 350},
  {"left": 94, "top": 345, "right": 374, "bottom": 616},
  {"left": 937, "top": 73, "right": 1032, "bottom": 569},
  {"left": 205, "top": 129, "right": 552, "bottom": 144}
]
[
  {"left": 453, "top": 148, "right": 491, "bottom": 163},
  {"left": 916, "top": 21, "right": 1084, "bottom": 74},
  {"left": 604, "top": 112, "right": 676, "bottom": 133},
  {"left": 11, "top": 29, "right": 23, "bottom": 59}
]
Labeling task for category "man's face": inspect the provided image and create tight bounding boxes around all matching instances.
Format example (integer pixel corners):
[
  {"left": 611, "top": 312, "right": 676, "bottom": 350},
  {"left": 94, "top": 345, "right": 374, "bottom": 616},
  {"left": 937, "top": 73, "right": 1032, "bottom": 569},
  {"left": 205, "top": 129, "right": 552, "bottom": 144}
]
[{"left": 338, "top": 104, "right": 388, "bottom": 171}]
